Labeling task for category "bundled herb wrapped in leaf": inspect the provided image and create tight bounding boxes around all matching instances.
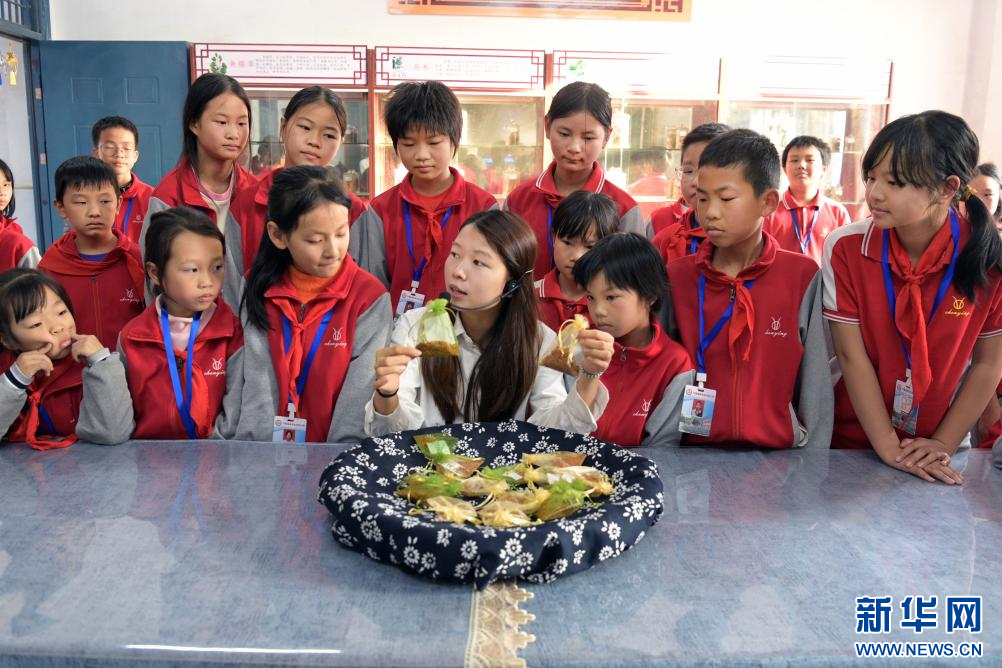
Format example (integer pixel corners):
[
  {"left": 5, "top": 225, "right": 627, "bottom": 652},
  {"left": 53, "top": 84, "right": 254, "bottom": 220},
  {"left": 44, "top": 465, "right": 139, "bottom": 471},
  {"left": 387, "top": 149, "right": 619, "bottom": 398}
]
[
  {"left": 539, "top": 314, "right": 588, "bottom": 376},
  {"left": 521, "top": 451, "right": 586, "bottom": 469},
  {"left": 546, "top": 466, "right": 615, "bottom": 497},
  {"left": 413, "top": 298, "right": 460, "bottom": 358},
  {"left": 478, "top": 499, "right": 540, "bottom": 528},
  {"left": 461, "top": 474, "right": 511, "bottom": 498},
  {"left": 496, "top": 487, "right": 551, "bottom": 515},
  {"left": 479, "top": 465, "right": 527, "bottom": 488},
  {"left": 396, "top": 471, "right": 463, "bottom": 503},
  {"left": 414, "top": 433, "right": 484, "bottom": 479},
  {"left": 513, "top": 463, "right": 550, "bottom": 486},
  {"left": 421, "top": 496, "right": 480, "bottom": 525},
  {"left": 534, "top": 478, "right": 590, "bottom": 521}
]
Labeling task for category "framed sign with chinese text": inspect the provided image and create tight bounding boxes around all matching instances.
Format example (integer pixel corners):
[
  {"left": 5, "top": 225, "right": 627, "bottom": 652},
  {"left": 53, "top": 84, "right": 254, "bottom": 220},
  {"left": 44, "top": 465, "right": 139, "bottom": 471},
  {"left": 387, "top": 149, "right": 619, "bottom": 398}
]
[
  {"left": 389, "top": 0, "right": 691, "bottom": 21},
  {"left": 374, "top": 46, "right": 546, "bottom": 91},
  {"left": 191, "top": 43, "right": 368, "bottom": 89}
]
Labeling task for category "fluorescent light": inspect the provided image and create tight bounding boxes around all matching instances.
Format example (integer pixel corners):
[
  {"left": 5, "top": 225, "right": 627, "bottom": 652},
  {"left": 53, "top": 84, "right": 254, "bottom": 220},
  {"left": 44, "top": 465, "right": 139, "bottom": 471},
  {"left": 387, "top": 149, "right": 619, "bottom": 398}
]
[{"left": 124, "top": 645, "right": 341, "bottom": 655}]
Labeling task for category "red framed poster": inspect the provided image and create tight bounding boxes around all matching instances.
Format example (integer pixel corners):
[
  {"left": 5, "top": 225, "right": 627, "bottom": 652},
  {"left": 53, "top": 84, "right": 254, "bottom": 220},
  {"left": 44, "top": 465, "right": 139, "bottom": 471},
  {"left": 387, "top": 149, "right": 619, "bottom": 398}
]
[
  {"left": 389, "top": 0, "right": 690, "bottom": 21},
  {"left": 191, "top": 43, "right": 368, "bottom": 88}
]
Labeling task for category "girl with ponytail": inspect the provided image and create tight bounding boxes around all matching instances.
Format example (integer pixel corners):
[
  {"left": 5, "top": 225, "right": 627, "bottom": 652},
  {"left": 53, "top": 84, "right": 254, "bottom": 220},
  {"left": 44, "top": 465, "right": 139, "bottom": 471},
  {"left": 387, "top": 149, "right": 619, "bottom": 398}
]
[{"left": 823, "top": 110, "right": 1002, "bottom": 483}]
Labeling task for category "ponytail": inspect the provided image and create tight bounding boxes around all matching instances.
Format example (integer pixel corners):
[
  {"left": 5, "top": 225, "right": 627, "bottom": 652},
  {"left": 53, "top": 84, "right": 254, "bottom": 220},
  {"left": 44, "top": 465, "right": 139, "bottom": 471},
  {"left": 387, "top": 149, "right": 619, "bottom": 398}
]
[{"left": 955, "top": 186, "right": 1002, "bottom": 300}]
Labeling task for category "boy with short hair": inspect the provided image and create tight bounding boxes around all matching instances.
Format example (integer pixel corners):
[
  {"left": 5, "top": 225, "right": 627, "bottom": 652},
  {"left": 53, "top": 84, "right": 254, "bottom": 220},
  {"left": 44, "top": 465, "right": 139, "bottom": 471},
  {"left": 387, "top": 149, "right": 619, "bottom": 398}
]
[
  {"left": 535, "top": 190, "right": 619, "bottom": 332},
  {"left": 349, "top": 81, "right": 497, "bottom": 314},
  {"left": 764, "top": 135, "right": 850, "bottom": 265},
  {"left": 666, "top": 130, "right": 832, "bottom": 449},
  {"left": 91, "top": 116, "right": 154, "bottom": 244},
  {"left": 649, "top": 122, "right": 730, "bottom": 263},
  {"left": 39, "top": 156, "right": 145, "bottom": 350}
]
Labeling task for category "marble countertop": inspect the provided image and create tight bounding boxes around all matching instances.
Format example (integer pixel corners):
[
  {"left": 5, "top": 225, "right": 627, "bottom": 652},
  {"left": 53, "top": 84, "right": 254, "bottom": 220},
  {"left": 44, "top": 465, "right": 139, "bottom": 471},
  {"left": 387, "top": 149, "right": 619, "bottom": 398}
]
[{"left": 0, "top": 440, "right": 998, "bottom": 667}]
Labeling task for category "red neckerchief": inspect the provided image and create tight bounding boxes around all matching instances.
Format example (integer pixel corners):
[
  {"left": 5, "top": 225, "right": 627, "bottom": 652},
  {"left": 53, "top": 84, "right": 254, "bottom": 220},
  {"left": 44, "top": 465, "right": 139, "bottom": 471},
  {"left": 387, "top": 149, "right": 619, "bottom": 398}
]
[
  {"left": 8, "top": 355, "right": 79, "bottom": 450},
  {"left": 399, "top": 167, "right": 467, "bottom": 272},
  {"left": 694, "top": 233, "right": 778, "bottom": 368},
  {"left": 655, "top": 208, "right": 705, "bottom": 263}
]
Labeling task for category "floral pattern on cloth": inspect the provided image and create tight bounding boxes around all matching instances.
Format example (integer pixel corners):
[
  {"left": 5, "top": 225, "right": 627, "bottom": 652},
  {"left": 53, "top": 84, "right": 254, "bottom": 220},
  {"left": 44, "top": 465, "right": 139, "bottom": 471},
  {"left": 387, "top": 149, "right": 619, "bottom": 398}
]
[{"left": 318, "top": 420, "right": 664, "bottom": 589}]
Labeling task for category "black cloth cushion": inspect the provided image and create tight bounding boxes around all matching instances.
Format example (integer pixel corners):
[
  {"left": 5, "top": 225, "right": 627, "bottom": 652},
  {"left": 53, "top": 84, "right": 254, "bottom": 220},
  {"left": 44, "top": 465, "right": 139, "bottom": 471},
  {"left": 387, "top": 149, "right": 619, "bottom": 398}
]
[{"left": 319, "top": 420, "right": 664, "bottom": 589}]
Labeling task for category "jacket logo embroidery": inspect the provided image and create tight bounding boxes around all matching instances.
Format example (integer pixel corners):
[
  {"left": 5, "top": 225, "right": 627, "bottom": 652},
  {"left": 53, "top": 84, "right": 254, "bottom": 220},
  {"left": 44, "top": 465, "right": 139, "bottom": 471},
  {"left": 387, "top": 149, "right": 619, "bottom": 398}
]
[
  {"left": 121, "top": 288, "right": 140, "bottom": 304},
  {"left": 632, "top": 398, "right": 652, "bottom": 418},
  {"left": 945, "top": 296, "right": 972, "bottom": 318},
  {"left": 765, "top": 315, "right": 789, "bottom": 338},
  {"left": 324, "top": 327, "right": 347, "bottom": 348},
  {"left": 204, "top": 357, "right": 226, "bottom": 378}
]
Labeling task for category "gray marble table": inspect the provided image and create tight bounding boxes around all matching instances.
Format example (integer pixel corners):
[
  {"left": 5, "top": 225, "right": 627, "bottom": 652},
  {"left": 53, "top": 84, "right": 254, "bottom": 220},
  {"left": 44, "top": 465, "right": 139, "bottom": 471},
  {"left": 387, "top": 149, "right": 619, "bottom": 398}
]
[{"left": 0, "top": 440, "right": 998, "bottom": 667}]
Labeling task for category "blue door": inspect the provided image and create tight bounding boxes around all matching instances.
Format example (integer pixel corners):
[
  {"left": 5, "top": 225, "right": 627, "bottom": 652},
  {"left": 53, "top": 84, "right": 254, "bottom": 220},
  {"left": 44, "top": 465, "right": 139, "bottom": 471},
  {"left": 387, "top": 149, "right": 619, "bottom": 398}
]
[{"left": 36, "top": 41, "right": 189, "bottom": 247}]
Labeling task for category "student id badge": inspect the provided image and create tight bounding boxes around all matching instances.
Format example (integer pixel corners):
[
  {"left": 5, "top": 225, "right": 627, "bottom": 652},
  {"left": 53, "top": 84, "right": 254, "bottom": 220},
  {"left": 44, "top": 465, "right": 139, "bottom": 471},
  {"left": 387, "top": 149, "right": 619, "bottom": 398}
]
[
  {"left": 891, "top": 375, "right": 919, "bottom": 435},
  {"left": 396, "top": 281, "right": 426, "bottom": 316},
  {"left": 273, "top": 415, "right": 307, "bottom": 443},
  {"left": 679, "top": 375, "right": 716, "bottom": 437}
]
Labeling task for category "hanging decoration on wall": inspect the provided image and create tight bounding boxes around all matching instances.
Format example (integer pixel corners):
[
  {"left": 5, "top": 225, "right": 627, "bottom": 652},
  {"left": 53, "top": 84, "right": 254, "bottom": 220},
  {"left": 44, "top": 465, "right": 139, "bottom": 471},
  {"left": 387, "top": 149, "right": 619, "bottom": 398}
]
[
  {"left": 1, "top": 43, "right": 17, "bottom": 87},
  {"left": 389, "top": 0, "right": 691, "bottom": 21}
]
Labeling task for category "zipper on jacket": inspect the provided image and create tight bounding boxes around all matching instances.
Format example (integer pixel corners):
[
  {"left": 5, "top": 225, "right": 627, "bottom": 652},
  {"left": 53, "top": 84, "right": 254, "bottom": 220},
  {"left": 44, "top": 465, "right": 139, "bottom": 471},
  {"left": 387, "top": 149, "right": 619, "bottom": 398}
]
[{"left": 299, "top": 303, "right": 307, "bottom": 323}]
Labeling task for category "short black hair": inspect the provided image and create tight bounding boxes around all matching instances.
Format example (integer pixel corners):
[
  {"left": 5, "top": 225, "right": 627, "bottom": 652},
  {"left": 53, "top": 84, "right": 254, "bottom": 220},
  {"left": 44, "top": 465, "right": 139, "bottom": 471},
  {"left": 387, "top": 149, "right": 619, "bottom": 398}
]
[
  {"left": 54, "top": 155, "right": 118, "bottom": 202},
  {"left": 383, "top": 81, "right": 462, "bottom": 153},
  {"left": 0, "top": 268, "right": 74, "bottom": 352},
  {"left": 699, "top": 129, "right": 781, "bottom": 197},
  {"left": 0, "top": 158, "right": 15, "bottom": 218},
  {"left": 682, "top": 122, "right": 731, "bottom": 154},
  {"left": 546, "top": 81, "right": 612, "bottom": 129},
  {"left": 552, "top": 190, "right": 619, "bottom": 242},
  {"left": 91, "top": 115, "right": 139, "bottom": 148},
  {"left": 573, "top": 233, "right": 667, "bottom": 311},
  {"left": 144, "top": 207, "right": 225, "bottom": 297},
  {"left": 782, "top": 135, "right": 832, "bottom": 168}
]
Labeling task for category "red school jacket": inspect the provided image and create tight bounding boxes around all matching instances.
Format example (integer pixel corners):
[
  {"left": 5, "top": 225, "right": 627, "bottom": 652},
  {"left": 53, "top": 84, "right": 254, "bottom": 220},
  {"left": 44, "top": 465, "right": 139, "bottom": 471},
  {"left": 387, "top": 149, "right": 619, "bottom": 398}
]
[
  {"left": 505, "top": 161, "right": 642, "bottom": 278},
  {"left": 230, "top": 166, "right": 368, "bottom": 277},
  {"left": 0, "top": 215, "right": 38, "bottom": 271},
  {"left": 149, "top": 157, "right": 253, "bottom": 227},
  {"left": 115, "top": 173, "right": 154, "bottom": 245},
  {"left": 355, "top": 167, "right": 496, "bottom": 308},
  {"left": 763, "top": 189, "right": 851, "bottom": 266},
  {"left": 534, "top": 267, "right": 588, "bottom": 333},
  {"left": 652, "top": 207, "right": 706, "bottom": 267},
  {"left": 262, "top": 255, "right": 386, "bottom": 442},
  {"left": 119, "top": 300, "right": 243, "bottom": 440},
  {"left": 822, "top": 217, "right": 1002, "bottom": 449},
  {"left": 39, "top": 230, "right": 146, "bottom": 351},
  {"left": 650, "top": 198, "right": 689, "bottom": 236},
  {"left": 668, "top": 233, "right": 822, "bottom": 448},
  {"left": 1, "top": 352, "right": 83, "bottom": 444},
  {"left": 593, "top": 322, "right": 694, "bottom": 447}
]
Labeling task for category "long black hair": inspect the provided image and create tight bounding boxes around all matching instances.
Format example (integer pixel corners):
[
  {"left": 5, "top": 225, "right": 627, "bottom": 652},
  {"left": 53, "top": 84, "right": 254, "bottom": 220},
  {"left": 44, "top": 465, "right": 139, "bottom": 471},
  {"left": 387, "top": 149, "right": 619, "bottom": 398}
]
[
  {"left": 862, "top": 110, "right": 1002, "bottom": 300},
  {"left": 241, "top": 165, "right": 351, "bottom": 330},
  {"left": 181, "top": 73, "right": 252, "bottom": 170},
  {"left": 0, "top": 159, "right": 14, "bottom": 219},
  {"left": 284, "top": 86, "right": 348, "bottom": 137},
  {"left": 422, "top": 210, "right": 538, "bottom": 424},
  {"left": 546, "top": 81, "right": 612, "bottom": 129}
]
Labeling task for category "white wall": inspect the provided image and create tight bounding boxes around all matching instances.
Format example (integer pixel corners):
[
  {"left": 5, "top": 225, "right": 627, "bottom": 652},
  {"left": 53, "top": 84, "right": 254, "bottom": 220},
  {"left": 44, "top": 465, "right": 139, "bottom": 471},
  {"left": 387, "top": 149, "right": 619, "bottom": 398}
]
[
  {"left": 0, "top": 39, "right": 39, "bottom": 243},
  {"left": 47, "top": 0, "right": 1002, "bottom": 159}
]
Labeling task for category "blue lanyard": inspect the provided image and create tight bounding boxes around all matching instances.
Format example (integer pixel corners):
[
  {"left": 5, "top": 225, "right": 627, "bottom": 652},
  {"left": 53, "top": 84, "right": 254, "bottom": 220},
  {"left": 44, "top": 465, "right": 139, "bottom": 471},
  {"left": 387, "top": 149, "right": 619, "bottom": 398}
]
[
  {"left": 37, "top": 405, "right": 57, "bottom": 436},
  {"left": 881, "top": 209, "right": 960, "bottom": 370},
  {"left": 403, "top": 202, "right": 452, "bottom": 285},
  {"left": 696, "top": 274, "right": 755, "bottom": 375},
  {"left": 121, "top": 198, "right": 134, "bottom": 235},
  {"left": 790, "top": 207, "right": 819, "bottom": 255},
  {"left": 281, "top": 307, "right": 334, "bottom": 402},
  {"left": 689, "top": 213, "right": 701, "bottom": 256},
  {"left": 546, "top": 204, "right": 555, "bottom": 266},
  {"left": 160, "top": 307, "right": 202, "bottom": 439}
]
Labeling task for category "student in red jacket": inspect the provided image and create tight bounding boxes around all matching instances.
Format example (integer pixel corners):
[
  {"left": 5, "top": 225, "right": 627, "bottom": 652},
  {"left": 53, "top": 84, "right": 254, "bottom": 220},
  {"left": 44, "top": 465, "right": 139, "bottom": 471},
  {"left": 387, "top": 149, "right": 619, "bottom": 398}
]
[
  {"left": 0, "top": 159, "right": 40, "bottom": 271},
  {"left": 142, "top": 73, "right": 253, "bottom": 307},
  {"left": 0, "top": 269, "right": 132, "bottom": 448},
  {"left": 667, "top": 130, "right": 832, "bottom": 449},
  {"left": 215, "top": 166, "right": 391, "bottom": 443},
  {"left": 505, "top": 82, "right": 643, "bottom": 278},
  {"left": 230, "top": 87, "right": 368, "bottom": 285},
  {"left": 115, "top": 208, "right": 243, "bottom": 441},
  {"left": 574, "top": 233, "right": 694, "bottom": 447},
  {"left": 649, "top": 123, "right": 730, "bottom": 261},
  {"left": 39, "top": 157, "right": 145, "bottom": 351},
  {"left": 350, "top": 81, "right": 496, "bottom": 315},
  {"left": 825, "top": 111, "right": 1002, "bottom": 484},
  {"left": 535, "top": 190, "right": 618, "bottom": 333},
  {"left": 91, "top": 116, "right": 154, "bottom": 244},
  {"left": 764, "top": 136, "right": 850, "bottom": 265}
]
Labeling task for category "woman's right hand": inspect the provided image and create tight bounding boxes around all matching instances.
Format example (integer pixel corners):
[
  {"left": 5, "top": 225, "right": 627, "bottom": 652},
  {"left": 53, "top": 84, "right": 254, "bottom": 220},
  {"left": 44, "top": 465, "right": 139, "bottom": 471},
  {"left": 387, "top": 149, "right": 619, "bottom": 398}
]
[
  {"left": 13, "top": 343, "right": 54, "bottom": 379},
  {"left": 373, "top": 345, "right": 422, "bottom": 396}
]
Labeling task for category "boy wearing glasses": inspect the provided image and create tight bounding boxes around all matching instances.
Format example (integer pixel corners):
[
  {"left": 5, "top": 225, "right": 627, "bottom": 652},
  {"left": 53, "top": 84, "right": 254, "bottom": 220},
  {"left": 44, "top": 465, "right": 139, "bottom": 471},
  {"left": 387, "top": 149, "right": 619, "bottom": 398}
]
[{"left": 91, "top": 116, "right": 152, "bottom": 244}]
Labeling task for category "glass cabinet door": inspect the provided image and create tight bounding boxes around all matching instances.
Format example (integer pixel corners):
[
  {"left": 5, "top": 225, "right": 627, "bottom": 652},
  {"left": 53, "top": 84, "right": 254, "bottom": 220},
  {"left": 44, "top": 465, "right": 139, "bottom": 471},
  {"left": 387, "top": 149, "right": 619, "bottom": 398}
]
[
  {"left": 601, "top": 99, "right": 719, "bottom": 219},
  {"left": 247, "top": 91, "right": 371, "bottom": 199},
  {"left": 374, "top": 93, "right": 546, "bottom": 202},
  {"left": 722, "top": 101, "right": 887, "bottom": 221}
]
